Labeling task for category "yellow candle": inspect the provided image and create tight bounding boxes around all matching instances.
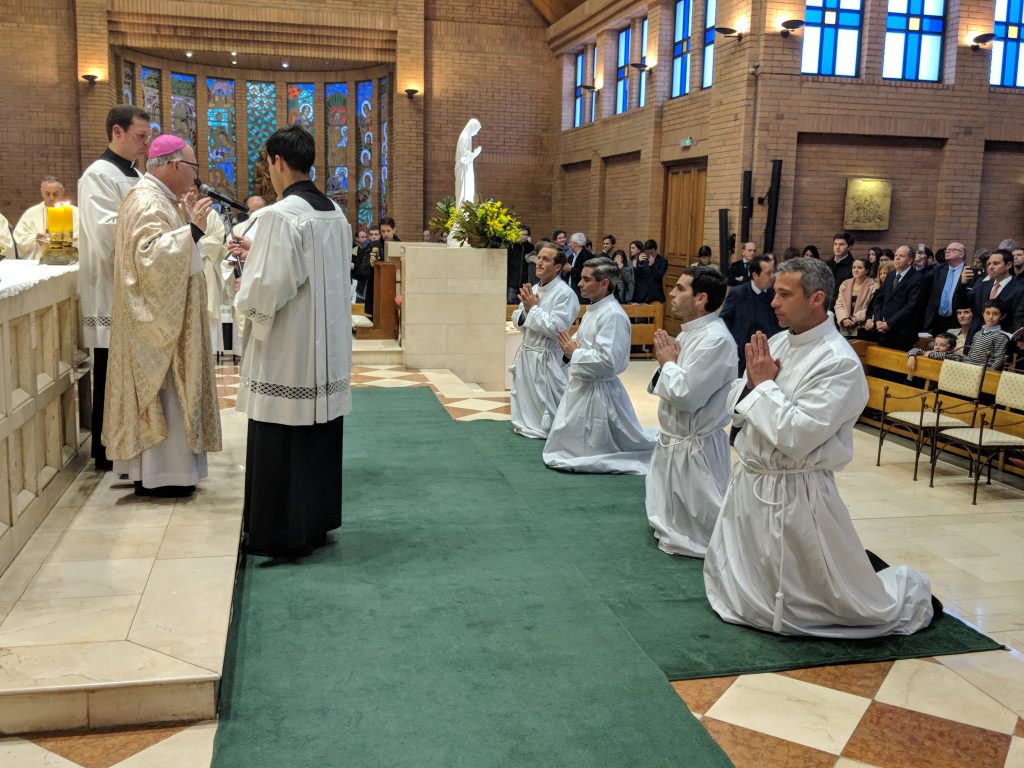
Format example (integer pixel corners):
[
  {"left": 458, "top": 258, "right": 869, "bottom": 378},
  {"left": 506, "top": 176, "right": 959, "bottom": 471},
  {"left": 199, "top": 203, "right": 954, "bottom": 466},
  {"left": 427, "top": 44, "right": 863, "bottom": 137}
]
[
  {"left": 46, "top": 205, "right": 59, "bottom": 233},
  {"left": 61, "top": 205, "right": 73, "bottom": 232}
]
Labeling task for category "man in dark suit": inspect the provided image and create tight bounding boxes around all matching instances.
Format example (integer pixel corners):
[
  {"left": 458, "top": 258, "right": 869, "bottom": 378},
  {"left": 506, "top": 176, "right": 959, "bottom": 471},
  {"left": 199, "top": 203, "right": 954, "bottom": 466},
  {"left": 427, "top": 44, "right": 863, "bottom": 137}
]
[
  {"left": 634, "top": 238, "right": 668, "bottom": 303},
  {"left": 923, "top": 241, "right": 969, "bottom": 336},
  {"left": 829, "top": 231, "right": 855, "bottom": 287},
  {"left": 720, "top": 255, "right": 781, "bottom": 374},
  {"left": 727, "top": 241, "right": 756, "bottom": 287},
  {"left": 563, "top": 232, "right": 591, "bottom": 300},
  {"left": 875, "top": 245, "right": 926, "bottom": 350},
  {"left": 968, "top": 248, "right": 1024, "bottom": 333}
]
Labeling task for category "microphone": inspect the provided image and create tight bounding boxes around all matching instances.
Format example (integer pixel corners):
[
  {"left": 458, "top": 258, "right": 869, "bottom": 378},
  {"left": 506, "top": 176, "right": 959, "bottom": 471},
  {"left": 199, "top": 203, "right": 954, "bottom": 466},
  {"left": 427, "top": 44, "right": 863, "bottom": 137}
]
[{"left": 195, "top": 181, "right": 248, "bottom": 212}]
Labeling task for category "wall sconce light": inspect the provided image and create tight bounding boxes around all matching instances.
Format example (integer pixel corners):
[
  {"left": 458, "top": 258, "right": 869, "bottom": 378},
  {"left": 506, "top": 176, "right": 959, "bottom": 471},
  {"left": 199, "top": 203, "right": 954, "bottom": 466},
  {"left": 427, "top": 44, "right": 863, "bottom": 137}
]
[
  {"left": 281, "top": 60, "right": 289, "bottom": 69},
  {"left": 780, "top": 19, "right": 805, "bottom": 37},
  {"left": 972, "top": 32, "right": 997, "bottom": 51},
  {"left": 404, "top": 88, "right": 420, "bottom": 98},
  {"left": 81, "top": 74, "right": 98, "bottom": 86},
  {"left": 580, "top": 83, "right": 596, "bottom": 92},
  {"left": 716, "top": 26, "right": 743, "bottom": 41},
  {"left": 630, "top": 62, "right": 648, "bottom": 72}
]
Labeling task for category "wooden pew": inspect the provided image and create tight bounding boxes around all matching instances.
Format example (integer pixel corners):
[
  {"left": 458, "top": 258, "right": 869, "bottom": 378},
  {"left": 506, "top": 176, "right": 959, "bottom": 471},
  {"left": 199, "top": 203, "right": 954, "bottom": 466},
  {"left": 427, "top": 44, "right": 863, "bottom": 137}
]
[
  {"left": 853, "top": 340, "right": 1024, "bottom": 476},
  {"left": 505, "top": 302, "right": 664, "bottom": 358}
]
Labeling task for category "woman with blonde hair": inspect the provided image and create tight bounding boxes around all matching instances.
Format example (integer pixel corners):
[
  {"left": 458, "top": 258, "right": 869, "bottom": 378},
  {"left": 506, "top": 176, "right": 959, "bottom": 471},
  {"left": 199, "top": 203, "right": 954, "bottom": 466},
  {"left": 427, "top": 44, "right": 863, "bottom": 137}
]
[{"left": 863, "top": 260, "right": 895, "bottom": 337}]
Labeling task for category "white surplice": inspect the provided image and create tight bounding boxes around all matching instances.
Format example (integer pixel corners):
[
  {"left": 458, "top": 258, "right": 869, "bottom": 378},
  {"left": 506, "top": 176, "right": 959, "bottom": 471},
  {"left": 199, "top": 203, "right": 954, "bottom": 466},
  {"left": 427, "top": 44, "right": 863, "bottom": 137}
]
[
  {"left": 542, "top": 293, "right": 656, "bottom": 474},
  {"left": 0, "top": 211, "right": 12, "bottom": 256},
  {"left": 235, "top": 192, "right": 353, "bottom": 426},
  {"left": 510, "top": 277, "right": 580, "bottom": 438},
  {"left": 199, "top": 210, "right": 228, "bottom": 351},
  {"left": 78, "top": 157, "right": 140, "bottom": 348},
  {"left": 645, "top": 312, "right": 737, "bottom": 557},
  {"left": 703, "top": 316, "right": 934, "bottom": 637},
  {"left": 13, "top": 202, "right": 79, "bottom": 261}
]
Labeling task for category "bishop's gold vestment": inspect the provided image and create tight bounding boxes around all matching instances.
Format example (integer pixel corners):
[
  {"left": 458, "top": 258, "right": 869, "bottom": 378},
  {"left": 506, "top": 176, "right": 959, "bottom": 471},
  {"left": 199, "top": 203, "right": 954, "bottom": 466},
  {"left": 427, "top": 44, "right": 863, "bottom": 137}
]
[{"left": 102, "top": 175, "right": 222, "bottom": 461}]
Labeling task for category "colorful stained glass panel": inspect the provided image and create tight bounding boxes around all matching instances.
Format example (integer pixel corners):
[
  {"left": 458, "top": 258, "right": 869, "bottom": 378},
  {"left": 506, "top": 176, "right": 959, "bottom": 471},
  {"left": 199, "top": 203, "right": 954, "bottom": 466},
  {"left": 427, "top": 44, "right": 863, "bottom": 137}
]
[
  {"left": 355, "top": 80, "right": 374, "bottom": 228},
  {"left": 246, "top": 81, "right": 276, "bottom": 197},
  {"left": 122, "top": 61, "right": 135, "bottom": 105},
  {"left": 207, "top": 77, "right": 236, "bottom": 198},
  {"left": 141, "top": 66, "right": 162, "bottom": 136},
  {"left": 379, "top": 76, "right": 389, "bottom": 219},
  {"left": 288, "top": 83, "right": 314, "bottom": 128},
  {"left": 325, "top": 83, "right": 349, "bottom": 211},
  {"left": 170, "top": 73, "right": 197, "bottom": 147}
]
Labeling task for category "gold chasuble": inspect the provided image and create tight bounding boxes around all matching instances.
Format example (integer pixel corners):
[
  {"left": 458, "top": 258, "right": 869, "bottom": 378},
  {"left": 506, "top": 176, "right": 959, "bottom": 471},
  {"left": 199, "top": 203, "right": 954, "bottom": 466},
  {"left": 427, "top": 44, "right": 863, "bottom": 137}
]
[{"left": 103, "top": 176, "right": 222, "bottom": 461}]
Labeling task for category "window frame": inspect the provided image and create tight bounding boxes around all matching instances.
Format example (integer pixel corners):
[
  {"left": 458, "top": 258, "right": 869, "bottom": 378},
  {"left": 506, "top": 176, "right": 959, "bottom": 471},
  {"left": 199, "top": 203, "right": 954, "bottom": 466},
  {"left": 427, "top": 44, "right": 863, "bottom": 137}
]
[
  {"left": 800, "top": 0, "right": 864, "bottom": 78},
  {"left": 672, "top": 0, "right": 693, "bottom": 97},
  {"left": 616, "top": 26, "right": 631, "bottom": 114}
]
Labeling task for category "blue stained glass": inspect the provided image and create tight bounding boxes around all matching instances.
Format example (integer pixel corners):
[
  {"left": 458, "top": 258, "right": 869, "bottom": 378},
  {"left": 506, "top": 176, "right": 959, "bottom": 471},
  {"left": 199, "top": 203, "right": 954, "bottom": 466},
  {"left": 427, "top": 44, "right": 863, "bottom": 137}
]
[
  {"left": 910, "top": 0, "right": 922, "bottom": 12},
  {"left": 170, "top": 73, "right": 196, "bottom": 146},
  {"left": 590, "top": 47, "right": 597, "bottom": 122},
  {"left": 246, "top": 81, "right": 276, "bottom": 197},
  {"left": 922, "top": 17, "right": 942, "bottom": 31},
  {"left": 141, "top": 67, "right": 162, "bottom": 136},
  {"left": 574, "top": 51, "right": 584, "bottom": 127},
  {"left": 888, "top": 17, "right": 908, "bottom": 29},
  {"left": 883, "top": 0, "right": 944, "bottom": 81},
  {"left": 122, "top": 61, "right": 135, "bottom": 105},
  {"left": 206, "top": 78, "right": 236, "bottom": 198},
  {"left": 379, "top": 76, "right": 389, "bottom": 219},
  {"left": 807, "top": 9, "right": 824, "bottom": 23},
  {"left": 839, "top": 11, "right": 860, "bottom": 25},
  {"left": 616, "top": 27, "right": 630, "bottom": 113},
  {"left": 639, "top": 17, "right": 649, "bottom": 107},
  {"left": 325, "top": 82, "right": 348, "bottom": 211},
  {"left": 993, "top": 0, "right": 1024, "bottom": 87},
  {"left": 703, "top": 0, "right": 716, "bottom": 88},
  {"left": 355, "top": 80, "right": 374, "bottom": 228},
  {"left": 287, "top": 83, "right": 314, "bottom": 128},
  {"left": 801, "top": 0, "right": 862, "bottom": 76},
  {"left": 672, "top": 0, "right": 692, "bottom": 97}
]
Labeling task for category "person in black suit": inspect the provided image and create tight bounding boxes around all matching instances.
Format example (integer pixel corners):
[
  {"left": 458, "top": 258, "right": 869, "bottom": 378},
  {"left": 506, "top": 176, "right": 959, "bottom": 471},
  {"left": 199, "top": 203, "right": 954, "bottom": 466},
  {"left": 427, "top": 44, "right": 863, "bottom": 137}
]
[
  {"left": 966, "top": 248, "right": 1024, "bottom": 333},
  {"left": 563, "top": 232, "right": 591, "bottom": 301},
  {"left": 829, "top": 232, "right": 855, "bottom": 287},
  {"left": 727, "top": 241, "right": 756, "bottom": 286},
  {"left": 719, "top": 255, "right": 781, "bottom": 374},
  {"left": 923, "top": 241, "right": 969, "bottom": 336},
  {"left": 874, "top": 245, "right": 926, "bottom": 350},
  {"left": 634, "top": 238, "right": 668, "bottom": 302}
]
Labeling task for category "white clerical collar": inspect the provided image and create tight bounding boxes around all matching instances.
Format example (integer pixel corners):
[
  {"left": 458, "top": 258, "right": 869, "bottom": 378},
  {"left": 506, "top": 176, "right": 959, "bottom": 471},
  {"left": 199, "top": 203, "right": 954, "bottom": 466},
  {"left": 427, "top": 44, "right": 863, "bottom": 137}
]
[
  {"left": 788, "top": 313, "right": 836, "bottom": 346},
  {"left": 143, "top": 172, "right": 179, "bottom": 203},
  {"left": 590, "top": 293, "right": 616, "bottom": 309},
  {"left": 678, "top": 311, "right": 718, "bottom": 333}
]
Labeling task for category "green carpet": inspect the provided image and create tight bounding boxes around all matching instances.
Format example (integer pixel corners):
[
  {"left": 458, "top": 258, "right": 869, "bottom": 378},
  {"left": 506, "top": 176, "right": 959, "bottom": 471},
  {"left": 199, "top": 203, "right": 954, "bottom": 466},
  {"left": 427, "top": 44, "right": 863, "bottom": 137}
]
[{"left": 212, "top": 388, "right": 1000, "bottom": 767}]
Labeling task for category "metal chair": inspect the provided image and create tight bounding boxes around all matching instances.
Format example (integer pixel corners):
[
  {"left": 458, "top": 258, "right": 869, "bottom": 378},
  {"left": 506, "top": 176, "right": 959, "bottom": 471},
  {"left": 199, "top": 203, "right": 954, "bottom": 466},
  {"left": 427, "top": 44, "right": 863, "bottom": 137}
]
[
  {"left": 930, "top": 369, "right": 1024, "bottom": 504},
  {"left": 876, "top": 358, "right": 987, "bottom": 481}
]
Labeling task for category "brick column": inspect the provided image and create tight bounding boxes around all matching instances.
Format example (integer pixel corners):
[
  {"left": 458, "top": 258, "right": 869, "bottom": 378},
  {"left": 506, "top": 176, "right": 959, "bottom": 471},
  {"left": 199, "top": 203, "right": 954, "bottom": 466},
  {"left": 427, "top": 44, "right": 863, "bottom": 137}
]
[
  {"left": 76, "top": 0, "right": 114, "bottom": 168},
  {"left": 394, "top": 0, "right": 425, "bottom": 232}
]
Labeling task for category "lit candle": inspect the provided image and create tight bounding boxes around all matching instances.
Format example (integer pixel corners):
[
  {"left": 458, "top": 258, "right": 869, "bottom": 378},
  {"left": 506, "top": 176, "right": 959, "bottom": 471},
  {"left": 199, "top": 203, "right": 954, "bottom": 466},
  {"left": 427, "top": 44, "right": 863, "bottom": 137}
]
[
  {"left": 61, "top": 204, "right": 73, "bottom": 232},
  {"left": 46, "top": 205, "right": 59, "bottom": 233}
]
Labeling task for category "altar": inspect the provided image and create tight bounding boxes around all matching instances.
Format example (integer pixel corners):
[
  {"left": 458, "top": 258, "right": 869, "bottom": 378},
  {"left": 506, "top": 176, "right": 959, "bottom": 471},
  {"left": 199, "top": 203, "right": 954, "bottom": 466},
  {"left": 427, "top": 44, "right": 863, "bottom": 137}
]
[{"left": 0, "top": 260, "right": 89, "bottom": 576}]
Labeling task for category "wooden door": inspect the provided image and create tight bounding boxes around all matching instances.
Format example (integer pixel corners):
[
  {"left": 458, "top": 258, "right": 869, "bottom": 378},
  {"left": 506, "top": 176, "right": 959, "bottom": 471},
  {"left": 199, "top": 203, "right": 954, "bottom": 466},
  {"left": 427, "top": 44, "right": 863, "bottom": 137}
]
[{"left": 661, "top": 162, "right": 707, "bottom": 334}]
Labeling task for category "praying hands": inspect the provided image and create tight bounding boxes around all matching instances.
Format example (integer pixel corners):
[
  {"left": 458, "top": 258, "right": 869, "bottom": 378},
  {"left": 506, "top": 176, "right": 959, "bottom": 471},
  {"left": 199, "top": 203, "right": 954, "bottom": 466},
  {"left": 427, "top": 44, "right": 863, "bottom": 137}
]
[
  {"left": 519, "top": 283, "right": 538, "bottom": 313},
  {"left": 557, "top": 328, "right": 579, "bottom": 358},
  {"left": 745, "top": 331, "right": 781, "bottom": 388},
  {"left": 653, "top": 329, "right": 681, "bottom": 367}
]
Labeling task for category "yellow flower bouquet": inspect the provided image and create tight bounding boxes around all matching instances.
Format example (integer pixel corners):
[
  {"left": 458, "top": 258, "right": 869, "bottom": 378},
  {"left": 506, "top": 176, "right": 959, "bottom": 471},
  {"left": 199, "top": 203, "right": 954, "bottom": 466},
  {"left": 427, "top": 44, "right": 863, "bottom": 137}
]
[{"left": 429, "top": 197, "right": 522, "bottom": 249}]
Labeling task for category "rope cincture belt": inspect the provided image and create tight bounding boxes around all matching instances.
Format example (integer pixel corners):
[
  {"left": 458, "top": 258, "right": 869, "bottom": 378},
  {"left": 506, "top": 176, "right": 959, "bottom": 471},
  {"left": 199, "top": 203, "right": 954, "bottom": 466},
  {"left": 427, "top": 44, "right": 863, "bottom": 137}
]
[
  {"left": 658, "top": 428, "right": 707, "bottom": 455},
  {"left": 740, "top": 459, "right": 820, "bottom": 633}
]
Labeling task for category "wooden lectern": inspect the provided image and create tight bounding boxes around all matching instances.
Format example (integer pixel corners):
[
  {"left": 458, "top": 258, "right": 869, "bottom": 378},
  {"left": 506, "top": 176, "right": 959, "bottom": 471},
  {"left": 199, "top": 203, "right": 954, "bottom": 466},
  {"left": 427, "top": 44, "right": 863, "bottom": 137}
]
[{"left": 355, "top": 261, "right": 399, "bottom": 340}]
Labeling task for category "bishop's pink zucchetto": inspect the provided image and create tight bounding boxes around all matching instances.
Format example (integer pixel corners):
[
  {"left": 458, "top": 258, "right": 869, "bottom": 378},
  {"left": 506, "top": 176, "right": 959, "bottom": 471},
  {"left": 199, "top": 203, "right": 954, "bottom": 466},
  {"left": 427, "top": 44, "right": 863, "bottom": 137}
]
[{"left": 147, "top": 134, "right": 187, "bottom": 159}]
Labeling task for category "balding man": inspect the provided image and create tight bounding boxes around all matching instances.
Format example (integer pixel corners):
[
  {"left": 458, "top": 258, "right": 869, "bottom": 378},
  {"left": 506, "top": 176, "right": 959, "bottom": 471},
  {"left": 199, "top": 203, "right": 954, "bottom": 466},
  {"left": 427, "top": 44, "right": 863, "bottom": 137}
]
[
  {"left": 727, "top": 241, "right": 757, "bottom": 286},
  {"left": 14, "top": 178, "right": 79, "bottom": 260},
  {"left": 923, "top": 242, "right": 969, "bottom": 336}
]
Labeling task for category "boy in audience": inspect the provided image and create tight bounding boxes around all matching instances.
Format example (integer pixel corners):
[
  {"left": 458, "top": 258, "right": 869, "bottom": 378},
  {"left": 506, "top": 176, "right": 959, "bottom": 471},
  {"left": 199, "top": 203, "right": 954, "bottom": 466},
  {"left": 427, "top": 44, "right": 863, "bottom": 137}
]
[
  {"left": 906, "top": 333, "right": 959, "bottom": 376},
  {"left": 966, "top": 300, "right": 1011, "bottom": 371}
]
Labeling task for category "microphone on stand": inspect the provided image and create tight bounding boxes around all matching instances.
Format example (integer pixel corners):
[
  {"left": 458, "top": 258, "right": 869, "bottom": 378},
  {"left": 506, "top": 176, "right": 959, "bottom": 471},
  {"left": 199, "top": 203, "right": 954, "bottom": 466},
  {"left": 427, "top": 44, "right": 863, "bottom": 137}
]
[{"left": 195, "top": 180, "right": 249, "bottom": 213}]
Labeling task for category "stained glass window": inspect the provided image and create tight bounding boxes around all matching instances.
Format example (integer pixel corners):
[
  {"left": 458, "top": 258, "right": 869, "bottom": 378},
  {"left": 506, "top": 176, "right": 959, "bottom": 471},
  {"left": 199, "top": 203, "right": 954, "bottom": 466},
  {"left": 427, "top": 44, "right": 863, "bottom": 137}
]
[
  {"left": 246, "top": 81, "right": 276, "bottom": 197},
  {"left": 141, "top": 66, "right": 162, "bottom": 135},
  {"left": 574, "top": 52, "right": 585, "bottom": 127},
  {"left": 801, "top": 0, "right": 863, "bottom": 77},
  {"left": 122, "top": 61, "right": 135, "bottom": 105},
  {"left": 639, "top": 18, "right": 649, "bottom": 107},
  {"left": 170, "top": 73, "right": 197, "bottom": 147},
  {"left": 207, "top": 78, "right": 236, "bottom": 198},
  {"left": 590, "top": 46, "right": 598, "bottom": 122},
  {"left": 355, "top": 80, "right": 375, "bottom": 228},
  {"left": 288, "top": 83, "right": 314, "bottom": 128},
  {"left": 703, "top": 0, "right": 717, "bottom": 88},
  {"left": 616, "top": 27, "right": 631, "bottom": 113},
  {"left": 324, "top": 83, "right": 349, "bottom": 211},
  {"left": 379, "top": 76, "right": 389, "bottom": 219},
  {"left": 991, "top": 0, "right": 1024, "bottom": 87},
  {"left": 883, "top": 0, "right": 944, "bottom": 81},
  {"left": 672, "top": 0, "right": 693, "bottom": 97}
]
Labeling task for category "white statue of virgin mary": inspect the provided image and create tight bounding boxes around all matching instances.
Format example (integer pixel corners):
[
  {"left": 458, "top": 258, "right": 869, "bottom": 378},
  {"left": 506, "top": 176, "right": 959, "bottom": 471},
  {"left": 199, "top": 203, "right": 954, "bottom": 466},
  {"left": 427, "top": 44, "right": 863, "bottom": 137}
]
[{"left": 450, "top": 119, "right": 482, "bottom": 247}]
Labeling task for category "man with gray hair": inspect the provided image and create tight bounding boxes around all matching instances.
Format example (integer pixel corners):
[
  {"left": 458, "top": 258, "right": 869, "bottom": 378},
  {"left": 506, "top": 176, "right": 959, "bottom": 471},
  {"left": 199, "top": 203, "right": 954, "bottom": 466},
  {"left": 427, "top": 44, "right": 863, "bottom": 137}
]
[
  {"left": 103, "top": 134, "right": 222, "bottom": 497},
  {"left": 13, "top": 176, "right": 78, "bottom": 260},
  {"left": 562, "top": 231, "right": 592, "bottom": 301},
  {"left": 704, "top": 257, "right": 936, "bottom": 637},
  {"left": 543, "top": 257, "right": 655, "bottom": 473}
]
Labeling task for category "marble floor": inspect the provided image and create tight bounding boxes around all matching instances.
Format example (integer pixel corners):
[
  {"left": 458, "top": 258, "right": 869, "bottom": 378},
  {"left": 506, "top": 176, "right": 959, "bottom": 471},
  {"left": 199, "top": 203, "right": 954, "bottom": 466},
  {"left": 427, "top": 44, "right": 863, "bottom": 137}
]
[{"left": 2, "top": 359, "right": 1024, "bottom": 767}]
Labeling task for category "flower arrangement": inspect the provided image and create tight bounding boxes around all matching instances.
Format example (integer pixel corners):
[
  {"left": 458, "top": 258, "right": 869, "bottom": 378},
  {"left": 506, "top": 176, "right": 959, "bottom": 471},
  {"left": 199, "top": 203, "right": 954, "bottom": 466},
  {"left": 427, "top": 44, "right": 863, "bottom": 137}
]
[{"left": 429, "top": 196, "right": 522, "bottom": 249}]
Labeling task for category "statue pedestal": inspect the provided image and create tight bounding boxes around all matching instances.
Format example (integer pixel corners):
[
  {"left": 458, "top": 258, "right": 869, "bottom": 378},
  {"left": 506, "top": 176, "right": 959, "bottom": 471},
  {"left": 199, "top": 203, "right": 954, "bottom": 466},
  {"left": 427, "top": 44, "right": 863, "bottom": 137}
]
[{"left": 393, "top": 243, "right": 507, "bottom": 391}]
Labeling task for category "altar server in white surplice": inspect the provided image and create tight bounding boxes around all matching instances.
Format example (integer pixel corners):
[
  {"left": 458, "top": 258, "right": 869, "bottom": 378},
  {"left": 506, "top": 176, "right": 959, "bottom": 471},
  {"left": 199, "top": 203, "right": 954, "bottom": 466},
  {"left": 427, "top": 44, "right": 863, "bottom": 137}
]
[
  {"left": 78, "top": 105, "right": 151, "bottom": 470},
  {"left": 543, "top": 257, "right": 656, "bottom": 474},
  {"left": 13, "top": 177, "right": 79, "bottom": 260},
  {"left": 646, "top": 266, "right": 736, "bottom": 557},
  {"left": 0, "top": 210, "right": 12, "bottom": 256},
  {"left": 236, "top": 125, "right": 353, "bottom": 560},
  {"left": 510, "top": 241, "right": 580, "bottom": 438},
  {"left": 704, "top": 258, "right": 936, "bottom": 638}
]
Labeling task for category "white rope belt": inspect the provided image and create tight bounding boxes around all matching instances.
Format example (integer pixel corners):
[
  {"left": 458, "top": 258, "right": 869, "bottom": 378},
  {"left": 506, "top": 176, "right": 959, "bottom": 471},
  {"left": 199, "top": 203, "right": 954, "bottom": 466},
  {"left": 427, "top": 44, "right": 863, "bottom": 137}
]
[
  {"left": 658, "top": 428, "right": 707, "bottom": 454},
  {"left": 740, "top": 459, "right": 821, "bottom": 633}
]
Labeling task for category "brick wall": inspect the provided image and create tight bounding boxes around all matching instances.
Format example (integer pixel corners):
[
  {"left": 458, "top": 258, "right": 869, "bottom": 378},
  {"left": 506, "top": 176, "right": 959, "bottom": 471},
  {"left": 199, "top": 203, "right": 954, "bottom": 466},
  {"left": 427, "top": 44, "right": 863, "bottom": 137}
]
[
  {"left": 977, "top": 142, "right": 1024, "bottom": 250},
  {"left": 0, "top": 0, "right": 80, "bottom": 216},
  {"left": 601, "top": 151, "right": 642, "bottom": 245}
]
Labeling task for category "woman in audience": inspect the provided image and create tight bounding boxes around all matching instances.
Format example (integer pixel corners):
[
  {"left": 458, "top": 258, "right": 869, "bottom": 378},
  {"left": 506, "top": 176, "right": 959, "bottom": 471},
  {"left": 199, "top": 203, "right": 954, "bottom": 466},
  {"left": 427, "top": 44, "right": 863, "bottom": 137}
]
[
  {"left": 802, "top": 244, "right": 820, "bottom": 260},
  {"left": 866, "top": 246, "right": 882, "bottom": 277},
  {"left": 628, "top": 240, "right": 644, "bottom": 270},
  {"left": 879, "top": 248, "right": 895, "bottom": 268},
  {"left": 864, "top": 260, "right": 895, "bottom": 338},
  {"left": 835, "top": 257, "right": 878, "bottom": 339},
  {"left": 612, "top": 249, "right": 635, "bottom": 303}
]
